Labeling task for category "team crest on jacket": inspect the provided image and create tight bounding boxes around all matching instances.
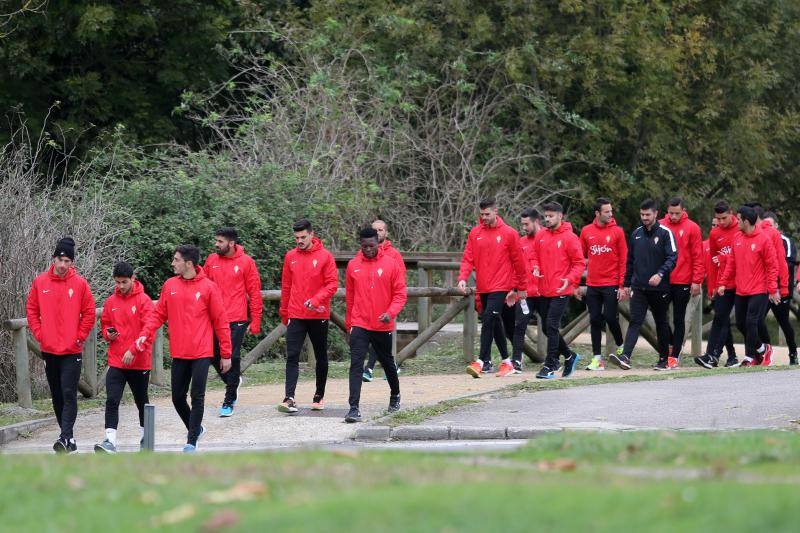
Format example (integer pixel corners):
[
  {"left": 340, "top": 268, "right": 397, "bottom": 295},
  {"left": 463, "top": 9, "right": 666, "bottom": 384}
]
[
  {"left": 557, "top": 240, "right": 562, "bottom": 248},
  {"left": 606, "top": 235, "right": 611, "bottom": 243},
  {"left": 313, "top": 259, "right": 318, "bottom": 268},
  {"left": 195, "top": 291, "right": 201, "bottom": 301},
  {"left": 679, "top": 230, "right": 684, "bottom": 237},
  {"left": 234, "top": 265, "right": 240, "bottom": 274},
  {"left": 68, "top": 288, "right": 74, "bottom": 298},
  {"left": 654, "top": 237, "right": 659, "bottom": 244},
  {"left": 751, "top": 243, "right": 756, "bottom": 251},
  {"left": 496, "top": 236, "right": 501, "bottom": 243},
  {"left": 377, "top": 268, "right": 383, "bottom": 277},
  {"left": 131, "top": 306, "right": 136, "bottom": 314}
]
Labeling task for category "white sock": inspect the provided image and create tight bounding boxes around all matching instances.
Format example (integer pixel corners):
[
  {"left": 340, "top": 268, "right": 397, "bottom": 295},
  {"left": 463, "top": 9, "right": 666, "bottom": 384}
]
[
  {"left": 105, "top": 428, "right": 117, "bottom": 446},
  {"left": 501, "top": 358, "right": 511, "bottom": 363},
  {"left": 594, "top": 354, "right": 602, "bottom": 359},
  {"left": 757, "top": 344, "right": 766, "bottom": 354},
  {"left": 475, "top": 359, "right": 484, "bottom": 368}
]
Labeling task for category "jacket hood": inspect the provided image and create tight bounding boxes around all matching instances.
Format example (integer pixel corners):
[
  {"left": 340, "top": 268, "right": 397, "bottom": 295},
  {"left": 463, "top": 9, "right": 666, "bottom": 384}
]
[
  {"left": 479, "top": 215, "right": 508, "bottom": 229},
  {"left": 298, "top": 237, "right": 324, "bottom": 254},
  {"left": 47, "top": 264, "right": 77, "bottom": 281},
  {"left": 661, "top": 211, "right": 689, "bottom": 226},
  {"left": 592, "top": 217, "right": 618, "bottom": 229},
  {"left": 114, "top": 279, "right": 145, "bottom": 298},
  {"left": 548, "top": 220, "right": 574, "bottom": 234},
  {"left": 742, "top": 226, "right": 763, "bottom": 238},
  {"left": 177, "top": 265, "right": 207, "bottom": 283},
  {"left": 355, "top": 246, "right": 385, "bottom": 262}
]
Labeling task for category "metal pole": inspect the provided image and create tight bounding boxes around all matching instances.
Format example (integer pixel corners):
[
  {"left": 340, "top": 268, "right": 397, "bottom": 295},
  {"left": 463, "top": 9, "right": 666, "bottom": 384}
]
[
  {"left": 152, "top": 327, "right": 165, "bottom": 386},
  {"left": 417, "top": 267, "right": 430, "bottom": 331},
  {"left": 143, "top": 404, "right": 155, "bottom": 451},
  {"left": 691, "top": 294, "right": 703, "bottom": 356}
]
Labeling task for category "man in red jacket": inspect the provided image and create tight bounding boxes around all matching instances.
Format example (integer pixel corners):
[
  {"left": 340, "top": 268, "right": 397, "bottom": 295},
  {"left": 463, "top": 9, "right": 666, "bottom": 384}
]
[
  {"left": 661, "top": 197, "right": 704, "bottom": 368},
  {"left": 344, "top": 227, "right": 407, "bottom": 423},
  {"left": 718, "top": 206, "right": 780, "bottom": 366},
  {"left": 26, "top": 237, "right": 96, "bottom": 454},
  {"left": 278, "top": 219, "right": 339, "bottom": 414},
  {"left": 578, "top": 197, "right": 628, "bottom": 371},
  {"left": 458, "top": 198, "right": 527, "bottom": 377},
  {"left": 94, "top": 262, "right": 154, "bottom": 453},
  {"left": 363, "top": 219, "right": 406, "bottom": 382},
  {"left": 205, "top": 227, "right": 263, "bottom": 417},
  {"left": 505, "top": 208, "right": 542, "bottom": 376},
  {"left": 531, "top": 202, "right": 585, "bottom": 379},
  {"left": 697, "top": 201, "right": 743, "bottom": 369},
  {"left": 703, "top": 219, "right": 737, "bottom": 362},
  {"left": 136, "top": 245, "right": 232, "bottom": 452}
]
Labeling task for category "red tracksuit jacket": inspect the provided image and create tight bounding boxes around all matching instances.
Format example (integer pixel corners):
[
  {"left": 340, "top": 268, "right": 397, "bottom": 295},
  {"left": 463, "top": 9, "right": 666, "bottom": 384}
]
[
  {"left": 345, "top": 248, "right": 407, "bottom": 332},
  {"left": 204, "top": 244, "right": 263, "bottom": 333},
  {"left": 708, "top": 223, "right": 741, "bottom": 292},
  {"left": 139, "top": 266, "right": 232, "bottom": 359},
  {"left": 26, "top": 265, "right": 96, "bottom": 355},
  {"left": 100, "top": 280, "right": 154, "bottom": 370},
  {"left": 531, "top": 221, "right": 585, "bottom": 297},
  {"left": 760, "top": 219, "right": 790, "bottom": 297},
  {"left": 519, "top": 234, "right": 540, "bottom": 296},
  {"left": 660, "top": 212, "right": 704, "bottom": 285},
  {"left": 280, "top": 237, "right": 339, "bottom": 322},
  {"left": 719, "top": 227, "right": 778, "bottom": 296},
  {"left": 580, "top": 217, "right": 627, "bottom": 288},
  {"left": 458, "top": 216, "right": 527, "bottom": 293},
  {"left": 380, "top": 240, "right": 406, "bottom": 275}
]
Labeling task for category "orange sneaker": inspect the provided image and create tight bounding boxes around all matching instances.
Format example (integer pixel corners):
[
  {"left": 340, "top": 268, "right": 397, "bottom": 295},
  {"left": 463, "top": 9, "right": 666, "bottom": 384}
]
[
  {"left": 667, "top": 356, "right": 679, "bottom": 369},
  {"left": 466, "top": 361, "right": 483, "bottom": 378},
  {"left": 496, "top": 360, "right": 515, "bottom": 377},
  {"left": 311, "top": 395, "right": 324, "bottom": 410}
]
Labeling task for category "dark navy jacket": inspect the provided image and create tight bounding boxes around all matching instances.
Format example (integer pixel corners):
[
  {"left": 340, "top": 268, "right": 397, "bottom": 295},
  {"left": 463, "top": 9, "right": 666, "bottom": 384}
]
[{"left": 624, "top": 221, "right": 678, "bottom": 291}]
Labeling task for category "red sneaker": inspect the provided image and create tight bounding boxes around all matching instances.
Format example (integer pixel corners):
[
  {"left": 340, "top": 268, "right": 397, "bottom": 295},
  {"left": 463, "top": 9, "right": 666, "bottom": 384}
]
[
  {"left": 739, "top": 357, "right": 754, "bottom": 367},
  {"left": 761, "top": 344, "right": 773, "bottom": 366},
  {"left": 496, "top": 360, "right": 515, "bottom": 377},
  {"left": 466, "top": 361, "right": 483, "bottom": 378},
  {"left": 667, "top": 356, "right": 680, "bottom": 369}
]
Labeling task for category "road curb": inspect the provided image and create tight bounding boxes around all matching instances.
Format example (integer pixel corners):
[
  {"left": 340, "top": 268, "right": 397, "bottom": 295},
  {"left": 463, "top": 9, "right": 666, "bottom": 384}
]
[
  {"left": 353, "top": 425, "right": 566, "bottom": 442},
  {"left": 0, "top": 417, "right": 57, "bottom": 445}
]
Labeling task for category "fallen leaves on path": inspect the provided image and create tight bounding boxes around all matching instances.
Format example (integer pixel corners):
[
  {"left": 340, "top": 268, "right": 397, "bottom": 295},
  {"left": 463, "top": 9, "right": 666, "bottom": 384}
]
[
  {"left": 202, "top": 509, "right": 241, "bottom": 531},
  {"left": 152, "top": 504, "right": 196, "bottom": 526},
  {"left": 204, "top": 481, "right": 269, "bottom": 504}
]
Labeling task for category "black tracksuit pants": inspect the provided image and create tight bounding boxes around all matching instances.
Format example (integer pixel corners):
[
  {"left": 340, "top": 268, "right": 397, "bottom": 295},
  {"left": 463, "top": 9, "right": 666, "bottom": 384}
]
[
  {"left": 171, "top": 357, "right": 211, "bottom": 446},
  {"left": 669, "top": 284, "right": 692, "bottom": 357},
  {"left": 707, "top": 289, "right": 736, "bottom": 358},
  {"left": 735, "top": 294, "right": 770, "bottom": 358},
  {"left": 348, "top": 327, "right": 399, "bottom": 408},
  {"left": 211, "top": 321, "right": 248, "bottom": 405},
  {"left": 478, "top": 292, "right": 515, "bottom": 363},
  {"left": 623, "top": 289, "right": 671, "bottom": 359},
  {"left": 105, "top": 366, "right": 150, "bottom": 429},
  {"left": 767, "top": 297, "right": 797, "bottom": 355},
  {"left": 43, "top": 353, "right": 82, "bottom": 441},
  {"left": 511, "top": 297, "right": 538, "bottom": 364},
  {"left": 284, "top": 318, "right": 330, "bottom": 400},
  {"left": 539, "top": 296, "right": 572, "bottom": 369},
  {"left": 585, "top": 286, "right": 624, "bottom": 356}
]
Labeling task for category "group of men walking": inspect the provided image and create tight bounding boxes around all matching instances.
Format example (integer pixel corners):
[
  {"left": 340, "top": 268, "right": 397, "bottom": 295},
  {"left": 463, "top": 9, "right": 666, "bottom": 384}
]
[
  {"left": 24, "top": 196, "right": 797, "bottom": 453},
  {"left": 457, "top": 197, "right": 797, "bottom": 380}
]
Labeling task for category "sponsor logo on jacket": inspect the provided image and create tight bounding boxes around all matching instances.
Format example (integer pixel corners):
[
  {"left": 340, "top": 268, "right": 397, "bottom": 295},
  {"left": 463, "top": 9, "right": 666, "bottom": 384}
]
[{"left": 589, "top": 244, "right": 613, "bottom": 255}]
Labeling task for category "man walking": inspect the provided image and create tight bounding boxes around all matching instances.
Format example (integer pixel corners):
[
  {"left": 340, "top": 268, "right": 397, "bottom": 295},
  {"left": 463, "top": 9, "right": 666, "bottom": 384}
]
[
  {"left": 95, "top": 262, "right": 154, "bottom": 453},
  {"left": 612, "top": 200, "right": 677, "bottom": 370},
  {"left": 578, "top": 198, "right": 628, "bottom": 371},
  {"left": 204, "top": 227, "right": 263, "bottom": 417},
  {"left": 136, "top": 245, "right": 231, "bottom": 452},
  {"left": 344, "top": 228, "right": 407, "bottom": 423},
  {"left": 718, "top": 206, "right": 780, "bottom": 366},
  {"left": 763, "top": 212, "right": 797, "bottom": 365},
  {"left": 27, "top": 237, "right": 96, "bottom": 453},
  {"left": 278, "top": 219, "right": 338, "bottom": 413},
  {"left": 660, "top": 197, "right": 704, "bottom": 367},
  {"left": 458, "top": 198, "right": 527, "bottom": 377},
  {"left": 530, "top": 202, "right": 585, "bottom": 379},
  {"left": 704, "top": 219, "right": 737, "bottom": 363}
]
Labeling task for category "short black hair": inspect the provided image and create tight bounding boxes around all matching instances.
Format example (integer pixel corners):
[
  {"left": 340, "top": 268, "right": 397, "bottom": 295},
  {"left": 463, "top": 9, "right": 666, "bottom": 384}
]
[
  {"left": 668, "top": 197, "right": 684, "bottom": 208},
  {"left": 479, "top": 198, "right": 496, "bottom": 209},
  {"left": 542, "top": 201, "right": 563, "bottom": 213},
  {"left": 359, "top": 227, "right": 378, "bottom": 240},
  {"left": 112, "top": 261, "right": 134, "bottom": 278},
  {"left": 520, "top": 207, "right": 541, "bottom": 221},
  {"left": 593, "top": 197, "right": 611, "bottom": 213},
  {"left": 737, "top": 205, "right": 758, "bottom": 226},
  {"left": 639, "top": 199, "right": 658, "bottom": 211},
  {"left": 292, "top": 219, "right": 313, "bottom": 232},
  {"left": 215, "top": 227, "right": 238, "bottom": 242},
  {"left": 763, "top": 211, "right": 778, "bottom": 221},
  {"left": 743, "top": 202, "right": 764, "bottom": 219},
  {"left": 714, "top": 200, "right": 731, "bottom": 214},
  {"left": 175, "top": 244, "right": 200, "bottom": 266}
]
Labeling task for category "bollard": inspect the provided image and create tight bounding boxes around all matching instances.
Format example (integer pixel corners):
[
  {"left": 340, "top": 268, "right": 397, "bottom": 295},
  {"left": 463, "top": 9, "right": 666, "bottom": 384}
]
[{"left": 143, "top": 404, "right": 155, "bottom": 451}]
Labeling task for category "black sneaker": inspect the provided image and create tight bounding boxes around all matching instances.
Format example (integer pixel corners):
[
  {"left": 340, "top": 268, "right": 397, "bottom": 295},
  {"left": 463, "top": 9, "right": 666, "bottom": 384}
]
[
  {"left": 512, "top": 360, "right": 523, "bottom": 373},
  {"left": 694, "top": 354, "right": 716, "bottom": 369},
  {"left": 609, "top": 353, "right": 632, "bottom": 370},
  {"left": 653, "top": 358, "right": 668, "bottom": 371},
  {"left": 562, "top": 352, "right": 581, "bottom": 378},
  {"left": 53, "top": 437, "right": 68, "bottom": 453},
  {"left": 388, "top": 394, "right": 401, "bottom": 413},
  {"left": 724, "top": 356, "right": 740, "bottom": 368},
  {"left": 481, "top": 361, "right": 494, "bottom": 374},
  {"left": 790, "top": 353, "right": 798, "bottom": 366},
  {"left": 535, "top": 366, "right": 557, "bottom": 379},
  {"left": 344, "top": 407, "right": 362, "bottom": 423},
  {"left": 66, "top": 439, "right": 78, "bottom": 454}
]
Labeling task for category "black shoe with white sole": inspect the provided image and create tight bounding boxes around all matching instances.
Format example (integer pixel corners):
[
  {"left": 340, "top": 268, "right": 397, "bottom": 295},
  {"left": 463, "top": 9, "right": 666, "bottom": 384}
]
[{"left": 345, "top": 407, "right": 362, "bottom": 423}]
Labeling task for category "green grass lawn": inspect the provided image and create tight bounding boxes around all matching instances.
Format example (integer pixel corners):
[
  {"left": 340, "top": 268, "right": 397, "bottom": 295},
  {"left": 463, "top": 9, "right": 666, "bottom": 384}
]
[{"left": 1, "top": 430, "right": 799, "bottom": 531}]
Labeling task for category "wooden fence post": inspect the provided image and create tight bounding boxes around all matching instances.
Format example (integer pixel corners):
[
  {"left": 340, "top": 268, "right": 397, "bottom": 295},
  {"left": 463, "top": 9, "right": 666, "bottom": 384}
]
[
  {"left": 462, "top": 293, "right": 476, "bottom": 362},
  {"left": 152, "top": 327, "right": 166, "bottom": 386},
  {"left": 417, "top": 266, "right": 430, "bottom": 331},
  {"left": 691, "top": 294, "right": 703, "bottom": 357},
  {"left": 12, "top": 328, "right": 32, "bottom": 408},
  {"left": 82, "top": 326, "right": 98, "bottom": 397}
]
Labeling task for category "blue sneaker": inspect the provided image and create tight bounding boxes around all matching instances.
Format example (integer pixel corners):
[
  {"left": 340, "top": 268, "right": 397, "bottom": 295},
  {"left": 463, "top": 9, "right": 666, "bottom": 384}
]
[
  {"left": 362, "top": 368, "right": 373, "bottom": 382},
  {"left": 535, "top": 365, "right": 557, "bottom": 379},
  {"left": 562, "top": 352, "right": 581, "bottom": 378},
  {"left": 219, "top": 403, "right": 233, "bottom": 417},
  {"left": 182, "top": 444, "right": 197, "bottom": 453}
]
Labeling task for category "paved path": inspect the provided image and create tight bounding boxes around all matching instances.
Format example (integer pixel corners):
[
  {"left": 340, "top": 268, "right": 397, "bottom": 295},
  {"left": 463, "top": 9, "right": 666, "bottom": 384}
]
[{"left": 426, "top": 369, "right": 800, "bottom": 431}]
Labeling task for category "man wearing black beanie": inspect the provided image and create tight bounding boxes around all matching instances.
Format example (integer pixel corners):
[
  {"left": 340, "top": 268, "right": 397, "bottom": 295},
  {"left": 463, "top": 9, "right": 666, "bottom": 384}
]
[{"left": 26, "top": 237, "right": 96, "bottom": 453}]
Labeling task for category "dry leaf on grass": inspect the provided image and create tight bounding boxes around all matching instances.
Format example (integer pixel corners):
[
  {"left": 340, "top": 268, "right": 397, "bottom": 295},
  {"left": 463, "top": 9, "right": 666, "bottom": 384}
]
[
  {"left": 202, "top": 510, "right": 241, "bottom": 531},
  {"left": 66, "top": 476, "right": 85, "bottom": 490},
  {"left": 204, "top": 481, "right": 268, "bottom": 504},
  {"left": 331, "top": 449, "right": 360, "bottom": 459},
  {"left": 153, "top": 504, "right": 196, "bottom": 526},
  {"left": 140, "top": 491, "right": 159, "bottom": 505},
  {"left": 537, "top": 459, "right": 577, "bottom": 472}
]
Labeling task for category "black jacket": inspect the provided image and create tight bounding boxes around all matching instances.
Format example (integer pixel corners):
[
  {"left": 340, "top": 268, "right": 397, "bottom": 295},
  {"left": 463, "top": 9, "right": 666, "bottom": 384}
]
[
  {"left": 624, "top": 221, "right": 678, "bottom": 291},
  {"left": 781, "top": 233, "right": 796, "bottom": 289}
]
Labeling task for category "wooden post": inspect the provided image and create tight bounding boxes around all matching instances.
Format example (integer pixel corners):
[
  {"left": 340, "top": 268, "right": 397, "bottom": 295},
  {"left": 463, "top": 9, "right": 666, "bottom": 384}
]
[
  {"left": 417, "top": 266, "right": 430, "bottom": 331},
  {"left": 691, "top": 294, "right": 703, "bottom": 356},
  {"left": 152, "top": 327, "right": 165, "bottom": 386},
  {"left": 12, "top": 328, "right": 32, "bottom": 408},
  {"left": 463, "top": 294, "right": 476, "bottom": 362},
  {"left": 397, "top": 297, "right": 468, "bottom": 363},
  {"left": 82, "top": 326, "right": 98, "bottom": 396},
  {"left": 143, "top": 404, "right": 155, "bottom": 451},
  {"left": 241, "top": 323, "right": 287, "bottom": 372}
]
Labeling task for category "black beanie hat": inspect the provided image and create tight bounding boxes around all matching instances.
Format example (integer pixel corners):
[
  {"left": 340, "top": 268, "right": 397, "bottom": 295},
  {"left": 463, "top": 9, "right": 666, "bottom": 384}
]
[{"left": 53, "top": 237, "right": 75, "bottom": 261}]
